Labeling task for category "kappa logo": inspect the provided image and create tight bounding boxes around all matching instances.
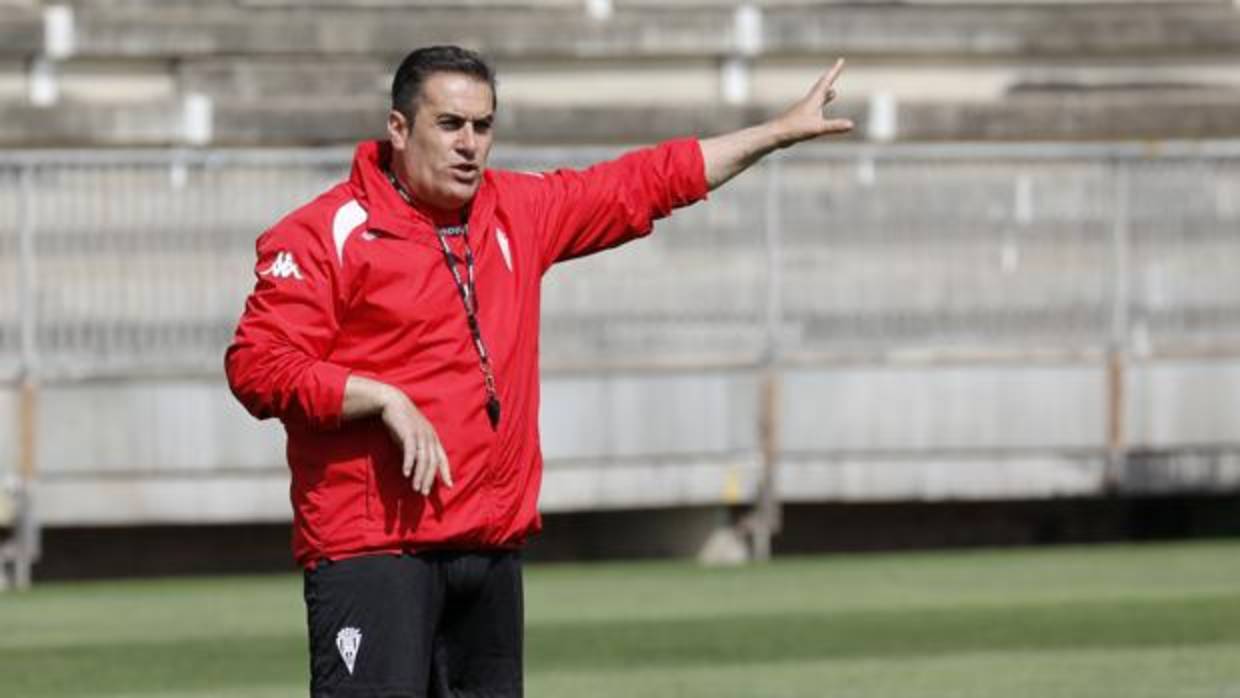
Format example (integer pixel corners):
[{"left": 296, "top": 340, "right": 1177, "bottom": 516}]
[
  {"left": 336, "top": 626, "right": 362, "bottom": 675},
  {"left": 496, "top": 228, "right": 512, "bottom": 272},
  {"left": 260, "top": 251, "right": 303, "bottom": 280}
]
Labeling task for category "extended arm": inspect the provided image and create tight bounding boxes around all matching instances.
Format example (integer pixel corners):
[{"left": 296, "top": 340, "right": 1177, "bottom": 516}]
[
  {"left": 531, "top": 61, "right": 850, "bottom": 268},
  {"left": 700, "top": 59, "right": 853, "bottom": 191}
]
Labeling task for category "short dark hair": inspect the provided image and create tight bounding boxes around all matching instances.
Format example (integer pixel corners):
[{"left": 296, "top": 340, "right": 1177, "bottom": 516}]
[{"left": 390, "top": 45, "right": 497, "bottom": 121}]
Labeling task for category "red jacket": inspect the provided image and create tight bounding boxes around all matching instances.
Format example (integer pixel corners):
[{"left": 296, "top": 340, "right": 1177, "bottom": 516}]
[{"left": 225, "top": 138, "right": 708, "bottom": 567}]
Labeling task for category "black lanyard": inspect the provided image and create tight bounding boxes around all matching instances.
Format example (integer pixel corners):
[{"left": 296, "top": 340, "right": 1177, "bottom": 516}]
[{"left": 385, "top": 168, "right": 501, "bottom": 429}]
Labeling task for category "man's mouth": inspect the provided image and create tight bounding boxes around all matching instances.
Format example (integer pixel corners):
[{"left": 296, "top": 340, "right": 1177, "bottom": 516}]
[{"left": 450, "top": 164, "right": 478, "bottom": 182}]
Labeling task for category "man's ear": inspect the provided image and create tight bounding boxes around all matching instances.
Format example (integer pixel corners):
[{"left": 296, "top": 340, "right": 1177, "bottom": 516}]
[{"left": 387, "top": 109, "right": 410, "bottom": 149}]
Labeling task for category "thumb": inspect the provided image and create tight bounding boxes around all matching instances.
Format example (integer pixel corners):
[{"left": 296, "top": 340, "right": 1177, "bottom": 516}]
[{"left": 821, "top": 117, "right": 854, "bottom": 133}]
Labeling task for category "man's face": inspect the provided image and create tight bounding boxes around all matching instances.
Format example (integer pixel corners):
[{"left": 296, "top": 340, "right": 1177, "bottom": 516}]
[{"left": 388, "top": 71, "right": 495, "bottom": 213}]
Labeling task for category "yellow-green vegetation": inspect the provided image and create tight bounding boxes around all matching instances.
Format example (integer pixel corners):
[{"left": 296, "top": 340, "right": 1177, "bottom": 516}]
[{"left": 3, "top": 540, "right": 1240, "bottom": 697}]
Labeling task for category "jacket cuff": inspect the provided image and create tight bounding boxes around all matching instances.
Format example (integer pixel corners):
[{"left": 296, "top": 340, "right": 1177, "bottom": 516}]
[
  {"left": 672, "top": 137, "right": 710, "bottom": 206},
  {"left": 305, "top": 360, "right": 351, "bottom": 429}
]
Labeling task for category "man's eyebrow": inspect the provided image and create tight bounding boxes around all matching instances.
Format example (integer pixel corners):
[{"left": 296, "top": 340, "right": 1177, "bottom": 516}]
[{"left": 435, "top": 111, "right": 494, "bottom": 122}]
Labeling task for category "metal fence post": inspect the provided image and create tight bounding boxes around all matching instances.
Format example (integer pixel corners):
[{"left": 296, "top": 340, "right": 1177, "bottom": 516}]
[
  {"left": 14, "top": 163, "right": 41, "bottom": 589},
  {"left": 1105, "top": 158, "right": 1131, "bottom": 492},
  {"left": 750, "top": 155, "right": 784, "bottom": 562}
]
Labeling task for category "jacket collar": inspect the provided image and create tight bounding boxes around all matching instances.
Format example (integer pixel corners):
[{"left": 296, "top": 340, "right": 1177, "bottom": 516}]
[{"left": 347, "top": 140, "right": 495, "bottom": 241}]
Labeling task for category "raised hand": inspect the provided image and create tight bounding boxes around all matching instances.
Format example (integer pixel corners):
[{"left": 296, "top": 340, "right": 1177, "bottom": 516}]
[
  {"left": 773, "top": 58, "right": 854, "bottom": 146},
  {"left": 700, "top": 57, "right": 855, "bottom": 190}
]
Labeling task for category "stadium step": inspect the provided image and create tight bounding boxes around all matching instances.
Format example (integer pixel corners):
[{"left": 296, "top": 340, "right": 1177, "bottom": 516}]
[
  {"left": 4, "top": 2, "right": 1240, "bottom": 143},
  {"left": 0, "top": 9, "right": 42, "bottom": 56},
  {"left": 45, "top": 4, "right": 1240, "bottom": 59},
  {"left": 3, "top": 90, "right": 1240, "bottom": 145}
]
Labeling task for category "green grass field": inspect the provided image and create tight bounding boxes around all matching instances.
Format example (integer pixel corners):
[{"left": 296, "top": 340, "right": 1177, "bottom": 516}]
[{"left": 4, "top": 540, "right": 1240, "bottom": 697}]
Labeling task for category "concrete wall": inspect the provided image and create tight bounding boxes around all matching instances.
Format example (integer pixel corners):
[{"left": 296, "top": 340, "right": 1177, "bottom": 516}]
[{"left": 8, "top": 356, "right": 1240, "bottom": 526}]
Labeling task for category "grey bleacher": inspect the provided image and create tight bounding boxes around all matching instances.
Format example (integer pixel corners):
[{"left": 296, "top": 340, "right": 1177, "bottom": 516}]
[
  {"left": 0, "top": 12, "right": 40, "bottom": 55},
  {"left": 10, "top": 95, "right": 1238, "bottom": 146},
  {"left": 65, "top": 7, "right": 733, "bottom": 58},
  {"left": 50, "top": 4, "right": 1240, "bottom": 58},
  {"left": 3, "top": 1, "right": 1240, "bottom": 145}
]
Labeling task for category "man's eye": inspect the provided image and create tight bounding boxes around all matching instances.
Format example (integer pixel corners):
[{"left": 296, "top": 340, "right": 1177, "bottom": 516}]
[
  {"left": 439, "top": 119, "right": 463, "bottom": 130},
  {"left": 475, "top": 121, "right": 492, "bottom": 134}
]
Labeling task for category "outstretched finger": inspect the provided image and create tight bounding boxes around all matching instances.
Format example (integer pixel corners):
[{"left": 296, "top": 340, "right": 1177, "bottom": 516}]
[
  {"left": 810, "top": 58, "right": 846, "bottom": 101},
  {"left": 824, "top": 57, "right": 845, "bottom": 88}
]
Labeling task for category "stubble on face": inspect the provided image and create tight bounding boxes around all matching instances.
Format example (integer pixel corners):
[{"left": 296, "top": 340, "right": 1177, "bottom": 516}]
[{"left": 388, "top": 72, "right": 495, "bottom": 215}]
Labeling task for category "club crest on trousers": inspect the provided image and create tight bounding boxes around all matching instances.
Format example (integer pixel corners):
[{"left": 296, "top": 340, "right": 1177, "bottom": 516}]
[{"left": 336, "top": 627, "right": 362, "bottom": 675}]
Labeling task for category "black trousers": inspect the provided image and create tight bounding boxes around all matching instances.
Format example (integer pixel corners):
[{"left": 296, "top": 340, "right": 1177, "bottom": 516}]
[{"left": 303, "top": 550, "right": 523, "bottom": 698}]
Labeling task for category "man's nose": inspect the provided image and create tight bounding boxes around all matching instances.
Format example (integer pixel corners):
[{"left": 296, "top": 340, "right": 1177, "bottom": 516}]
[{"left": 456, "top": 126, "right": 477, "bottom": 155}]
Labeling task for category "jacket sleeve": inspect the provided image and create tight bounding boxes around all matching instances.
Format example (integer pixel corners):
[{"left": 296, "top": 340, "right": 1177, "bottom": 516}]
[
  {"left": 224, "top": 215, "right": 351, "bottom": 430},
  {"left": 534, "top": 137, "right": 709, "bottom": 272}
]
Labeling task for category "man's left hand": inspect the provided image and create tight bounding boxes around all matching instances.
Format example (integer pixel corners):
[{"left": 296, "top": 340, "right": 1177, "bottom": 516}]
[{"left": 773, "top": 58, "right": 854, "bottom": 147}]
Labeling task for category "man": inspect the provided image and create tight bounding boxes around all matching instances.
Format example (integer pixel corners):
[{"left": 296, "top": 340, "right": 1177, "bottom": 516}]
[{"left": 226, "top": 45, "right": 851, "bottom": 698}]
